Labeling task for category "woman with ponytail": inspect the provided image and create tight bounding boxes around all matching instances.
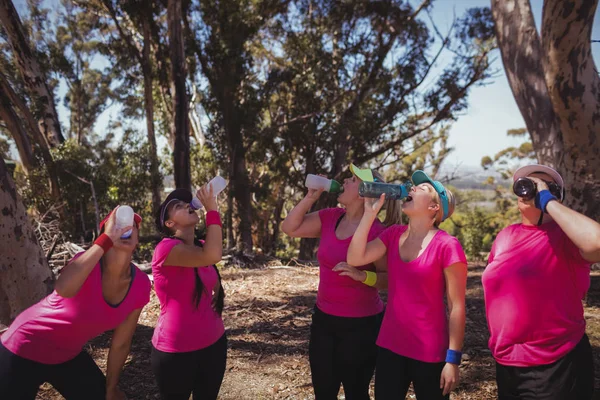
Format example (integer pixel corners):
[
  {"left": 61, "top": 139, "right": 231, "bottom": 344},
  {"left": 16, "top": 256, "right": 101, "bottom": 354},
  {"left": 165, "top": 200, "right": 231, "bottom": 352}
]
[
  {"left": 282, "top": 164, "right": 395, "bottom": 400},
  {"left": 151, "top": 186, "right": 226, "bottom": 400}
]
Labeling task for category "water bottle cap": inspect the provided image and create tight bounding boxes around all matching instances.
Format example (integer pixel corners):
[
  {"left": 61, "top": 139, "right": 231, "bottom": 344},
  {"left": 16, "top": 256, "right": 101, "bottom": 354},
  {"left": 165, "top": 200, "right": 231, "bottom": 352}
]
[
  {"left": 190, "top": 197, "right": 203, "bottom": 210},
  {"left": 329, "top": 179, "right": 343, "bottom": 193}
]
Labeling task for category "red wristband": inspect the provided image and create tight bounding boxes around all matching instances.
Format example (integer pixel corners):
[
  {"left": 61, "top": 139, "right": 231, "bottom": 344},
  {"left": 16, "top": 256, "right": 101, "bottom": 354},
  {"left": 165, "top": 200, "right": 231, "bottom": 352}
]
[
  {"left": 206, "top": 210, "right": 222, "bottom": 227},
  {"left": 94, "top": 233, "right": 113, "bottom": 253}
]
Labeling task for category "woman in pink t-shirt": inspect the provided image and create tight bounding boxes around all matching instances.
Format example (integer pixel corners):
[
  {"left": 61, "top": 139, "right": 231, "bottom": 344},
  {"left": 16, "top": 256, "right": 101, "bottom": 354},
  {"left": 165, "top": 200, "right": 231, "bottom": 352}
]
[
  {"left": 348, "top": 170, "right": 467, "bottom": 400},
  {"left": 151, "top": 185, "right": 226, "bottom": 400},
  {"left": 0, "top": 207, "right": 151, "bottom": 400},
  {"left": 482, "top": 164, "right": 600, "bottom": 400},
  {"left": 281, "top": 164, "right": 397, "bottom": 400}
]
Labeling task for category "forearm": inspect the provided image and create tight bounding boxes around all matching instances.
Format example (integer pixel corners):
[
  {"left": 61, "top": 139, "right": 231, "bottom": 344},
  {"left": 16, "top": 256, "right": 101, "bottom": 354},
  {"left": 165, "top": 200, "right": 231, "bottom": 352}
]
[
  {"left": 448, "top": 305, "right": 465, "bottom": 351},
  {"left": 55, "top": 246, "right": 104, "bottom": 297},
  {"left": 547, "top": 201, "right": 600, "bottom": 254},
  {"left": 281, "top": 198, "right": 316, "bottom": 235},
  {"left": 347, "top": 214, "right": 377, "bottom": 265},
  {"left": 106, "top": 342, "right": 130, "bottom": 391},
  {"left": 203, "top": 225, "right": 223, "bottom": 263}
]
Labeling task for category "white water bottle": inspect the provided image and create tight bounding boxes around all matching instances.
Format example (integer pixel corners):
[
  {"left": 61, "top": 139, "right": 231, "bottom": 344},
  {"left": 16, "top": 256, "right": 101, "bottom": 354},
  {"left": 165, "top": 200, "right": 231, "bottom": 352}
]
[
  {"left": 190, "top": 176, "right": 228, "bottom": 210},
  {"left": 304, "top": 174, "right": 343, "bottom": 193},
  {"left": 115, "top": 205, "right": 134, "bottom": 239}
]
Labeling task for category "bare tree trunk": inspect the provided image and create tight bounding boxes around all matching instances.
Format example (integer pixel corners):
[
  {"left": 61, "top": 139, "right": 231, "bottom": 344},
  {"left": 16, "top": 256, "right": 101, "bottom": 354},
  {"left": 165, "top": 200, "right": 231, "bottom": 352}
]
[
  {"left": 268, "top": 187, "right": 286, "bottom": 255},
  {"left": 230, "top": 142, "right": 253, "bottom": 252},
  {"left": 142, "top": 17, "right": 163, "bottom": 214},
  {"left": 490, "top": 0, "right": 563, "bottom": 168},
  {"left": 226, "top": 187, "right": 234, "bottom": 250},
  {"left": 541, "top": 0, "right": 600, "bottom": 218},
  {"left": 0, "top": 72, "right": 61, "bottom": 202},
  {"left": 0, "top": 157, "right": 53, "bottom": 325},
  {"left": 167, "top": 0, "right": 191, "bottom": 190},
  {"left": 0, "top": 0, "right": 64, "bottom": 147},
  {"left": 0, "top": 96, "right": 34, "bottom": 173}
]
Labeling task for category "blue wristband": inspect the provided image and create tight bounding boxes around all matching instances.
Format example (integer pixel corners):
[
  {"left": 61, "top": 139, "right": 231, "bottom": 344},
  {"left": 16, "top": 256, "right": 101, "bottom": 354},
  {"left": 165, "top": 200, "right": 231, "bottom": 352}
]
[
  {"left": 445, "top": 349, "right": 462, "bottom": 365},
  {"left": 535, "top": 190, "right": 558, "bottom": 213}
]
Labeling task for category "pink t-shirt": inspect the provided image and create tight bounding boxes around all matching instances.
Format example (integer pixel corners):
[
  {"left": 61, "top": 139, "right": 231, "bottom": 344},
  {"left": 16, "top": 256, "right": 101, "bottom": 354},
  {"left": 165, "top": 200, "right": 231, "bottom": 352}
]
[
  {"left": 315, "top": 208, "right": 385, "bottom": 318},
  {"left": 376, "top": 225, "right": 467, "bottom": 363},
  {"left": 151, "top": 238, "right": 225, "bottom": 353},
  {"left": 482, "top": 222, "right": 591, "bottom": 367},
  {"left": 1, "top": 255, "right": 151, "bottom": 364}
]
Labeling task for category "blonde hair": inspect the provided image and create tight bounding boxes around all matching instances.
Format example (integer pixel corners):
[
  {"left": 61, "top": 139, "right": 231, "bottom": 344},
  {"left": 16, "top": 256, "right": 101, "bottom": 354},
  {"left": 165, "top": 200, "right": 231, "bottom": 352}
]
[
  {"left": 383, "top": 198, "right": 403, "bottom": 226},
  {"left": 432, "top": 188, "right": 456, "bottom": 227}
]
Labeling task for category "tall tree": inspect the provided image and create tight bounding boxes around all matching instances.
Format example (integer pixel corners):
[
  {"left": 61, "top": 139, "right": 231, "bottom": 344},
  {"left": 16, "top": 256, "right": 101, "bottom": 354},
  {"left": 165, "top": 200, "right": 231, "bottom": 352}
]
[
  {"left": 0, "top": 0, "right": 65, "bottom": 147},
  {"left": 260, "top": 1, "right": 494, "bottom": 258},
  {"left": 82, "top": 0, "right": 164, "bottom": 214},
  {"left": 0, "top": 156, "right": 53, "bottom": 325},
  {"left": 490, "top": 0, "right": 562, "bottom": 167},
  {"left": 168, "top": 0, "right": 191, "bottom": 190},
  {"left": 0, "top": 71, "right": 61, "bottom": 202},
  {"left": 186, "top": 0, "right": 288, "bottom": 251},
  {"left": 491, "top": 0, "right": 600, "bottom": 221},
  {"left": 0, "top": 89, "right": 35, "bottom": 172}
]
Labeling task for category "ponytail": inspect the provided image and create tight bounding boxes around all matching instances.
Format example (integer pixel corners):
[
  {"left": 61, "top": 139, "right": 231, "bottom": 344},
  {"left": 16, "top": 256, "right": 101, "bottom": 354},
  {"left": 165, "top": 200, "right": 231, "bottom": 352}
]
[{"left": 192, "top": 238, "right": 225, "bottom": 315}]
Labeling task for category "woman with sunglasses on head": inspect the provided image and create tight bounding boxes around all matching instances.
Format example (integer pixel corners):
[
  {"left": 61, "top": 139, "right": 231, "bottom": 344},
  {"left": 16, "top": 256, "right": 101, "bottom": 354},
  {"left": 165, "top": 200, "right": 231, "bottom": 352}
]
[
  {"left": 281, "top": 164, "right": 400, "bottom": 400},
  {"left": 151, "top": 185, "right": 226, "bottom": 400},
  {"left": 482, "top": 164, "right": 600, "bottom": 400},
  {"left": 347, "top": 170, "right": 467, "bottom": 400},
  {"left": 0, "top": 208, "right": 151, "bottom": 400}
]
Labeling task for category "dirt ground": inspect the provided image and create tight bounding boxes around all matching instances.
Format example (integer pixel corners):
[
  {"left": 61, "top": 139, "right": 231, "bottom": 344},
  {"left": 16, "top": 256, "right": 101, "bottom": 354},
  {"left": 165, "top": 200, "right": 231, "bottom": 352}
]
[{"left": 36, "top": 264, "right": 600, "bottom": 400}]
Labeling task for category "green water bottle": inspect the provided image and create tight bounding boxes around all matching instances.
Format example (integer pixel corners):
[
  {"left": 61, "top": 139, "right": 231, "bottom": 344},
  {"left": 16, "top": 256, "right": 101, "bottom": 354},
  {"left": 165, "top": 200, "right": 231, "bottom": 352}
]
[
  {"left": 359, "top": 181, "right": 412, "bottom": 200},
  {"left": 305, "top": 174, "right": 343, "bottom": 193}
]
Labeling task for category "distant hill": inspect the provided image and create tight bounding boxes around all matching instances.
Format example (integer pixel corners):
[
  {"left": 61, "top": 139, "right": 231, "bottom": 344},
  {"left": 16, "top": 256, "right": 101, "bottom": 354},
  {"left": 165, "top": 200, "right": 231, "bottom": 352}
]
[{"left": 438, "top": 164, "right": 510, "bottom": 190}]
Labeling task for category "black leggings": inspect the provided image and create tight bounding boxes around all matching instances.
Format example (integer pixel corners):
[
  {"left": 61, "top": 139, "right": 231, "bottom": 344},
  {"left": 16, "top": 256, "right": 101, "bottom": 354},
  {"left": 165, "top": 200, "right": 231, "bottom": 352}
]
[
  {"left": 0, "top": 340, "right": 106, "bottom": 400},
  {"left": 496, "top": 334, "right": 594, "bottom": 400},
  {"left": 308, "top": 307, "right": 383, "bottom": 400},
  {"left": 375, "top": 346, "right": 449, "bottom": 400},
  {"left": 151, "top": 334, "right": 227, "bottom": 400}
]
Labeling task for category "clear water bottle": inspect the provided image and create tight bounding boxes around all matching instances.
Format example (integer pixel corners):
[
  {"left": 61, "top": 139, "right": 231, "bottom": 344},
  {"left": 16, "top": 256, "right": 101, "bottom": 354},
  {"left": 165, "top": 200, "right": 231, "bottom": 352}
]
[
  {"left": 115, "top": 205, "right": 134, "bottom": 239},
  {"left": 190, "top": 176, "right": 228, "bottom": 210},
  {"left": 359, "top": 181, "right": 412, "bottom": 200},
  {"left": 305, "top": 174, "right": 343, "bottom": 193}
]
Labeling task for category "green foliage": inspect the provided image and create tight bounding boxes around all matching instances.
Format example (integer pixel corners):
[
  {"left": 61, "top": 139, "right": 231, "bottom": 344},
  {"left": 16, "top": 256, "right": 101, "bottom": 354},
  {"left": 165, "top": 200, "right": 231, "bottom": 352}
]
[
  {"left": 2, "top": 0, "right": 496, "bottom": 257},
  {"left": 14, "top": 130, "right": 160, "bottom": 240}
]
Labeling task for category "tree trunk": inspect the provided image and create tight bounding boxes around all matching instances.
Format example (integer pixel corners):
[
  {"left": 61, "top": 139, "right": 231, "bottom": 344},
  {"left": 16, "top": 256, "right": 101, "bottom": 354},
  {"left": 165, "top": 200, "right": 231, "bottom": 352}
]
[
  {"left": 0, "top": 72, "right": 61, "bottom": 202},
  {"left": 268, "top": 188, "right": 286, "bottom": 256},
  {"left": 0, "top": 0, "right": 64, "bottom": 147},
  {"left": 0, "top": 157, "right": 53, "bottom": 325},
  {"left": 225, "top": 187, "right": 234, "bottom": 250},
  {"left": 142, "top": 17, "right": 163, "bottom": 214},
  {"left": 0, "top": 96, "right": 34, "bottom": 173},
  {"left": 167, "top": 0, "right": 191, "bottom": 190},
  {"left": 490, "top": 0, "right": 563, "bottom": 168},
  {"left": 541, "top": 0, "right": 600, "bottom": 219},
  {"left": 229, "top": 140, "right": 253, "bottom": 252}
]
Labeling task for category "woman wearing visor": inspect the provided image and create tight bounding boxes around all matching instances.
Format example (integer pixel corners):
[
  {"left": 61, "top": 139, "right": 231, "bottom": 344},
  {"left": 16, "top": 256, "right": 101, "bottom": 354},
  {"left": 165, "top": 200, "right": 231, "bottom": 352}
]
[
  {"left": 482, "top": 164, "right": 600, "bottom": 400},
  {"left": 281, "top": 164, "right": 399, "bottom": 400},
  {"left": 347, "top": 170, "right": 467, "bottom": 400}
]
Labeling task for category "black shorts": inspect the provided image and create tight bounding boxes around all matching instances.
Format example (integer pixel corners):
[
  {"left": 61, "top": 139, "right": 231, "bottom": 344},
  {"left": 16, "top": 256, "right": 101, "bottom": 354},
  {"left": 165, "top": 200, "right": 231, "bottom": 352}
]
[{"left": 496, "top": 334, "right": 594, "bottom": 400}]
